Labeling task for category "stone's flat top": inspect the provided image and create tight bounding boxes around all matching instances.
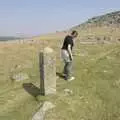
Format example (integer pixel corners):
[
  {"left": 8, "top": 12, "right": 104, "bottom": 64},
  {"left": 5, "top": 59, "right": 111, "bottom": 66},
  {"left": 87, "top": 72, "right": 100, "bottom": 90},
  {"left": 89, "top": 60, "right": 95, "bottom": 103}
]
[{"left": 44, "top": 47, "right": 53, "bottom": 53}]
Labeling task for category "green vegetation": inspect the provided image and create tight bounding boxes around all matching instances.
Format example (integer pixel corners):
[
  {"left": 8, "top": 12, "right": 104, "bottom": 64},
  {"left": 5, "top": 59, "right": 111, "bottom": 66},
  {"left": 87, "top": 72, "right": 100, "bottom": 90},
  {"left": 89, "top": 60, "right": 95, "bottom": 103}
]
[
  {"left": 0, "top": 42, "right": 120, "bottom": 120},
  {"left": 0, "top": 43, "right": 41, "bottom": 120},
  {"left": 45, "top": 44, "right": 120, "bottom": 120}
]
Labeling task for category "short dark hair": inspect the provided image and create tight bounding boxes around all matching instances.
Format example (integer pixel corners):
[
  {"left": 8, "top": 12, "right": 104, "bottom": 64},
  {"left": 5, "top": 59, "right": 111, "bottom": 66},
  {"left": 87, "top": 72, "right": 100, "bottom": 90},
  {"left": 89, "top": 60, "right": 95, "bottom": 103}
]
[{"left": 71, "top": 30, "right": 78, "bottom": 36}]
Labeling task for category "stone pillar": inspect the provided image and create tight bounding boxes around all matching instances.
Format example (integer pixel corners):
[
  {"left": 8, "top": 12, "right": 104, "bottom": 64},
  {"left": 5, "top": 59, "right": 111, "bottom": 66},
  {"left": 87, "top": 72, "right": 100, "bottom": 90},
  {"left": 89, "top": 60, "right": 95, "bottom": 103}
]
[{"left": 39, "top": 47, "right": 56, "bottom": 96}]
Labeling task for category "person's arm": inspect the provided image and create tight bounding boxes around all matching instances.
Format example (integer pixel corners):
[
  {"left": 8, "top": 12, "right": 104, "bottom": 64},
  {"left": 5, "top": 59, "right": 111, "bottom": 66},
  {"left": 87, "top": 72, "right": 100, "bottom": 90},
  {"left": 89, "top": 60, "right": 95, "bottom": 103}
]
[{"left": 68, "top": 44, "right": 73, "bottom": 61}]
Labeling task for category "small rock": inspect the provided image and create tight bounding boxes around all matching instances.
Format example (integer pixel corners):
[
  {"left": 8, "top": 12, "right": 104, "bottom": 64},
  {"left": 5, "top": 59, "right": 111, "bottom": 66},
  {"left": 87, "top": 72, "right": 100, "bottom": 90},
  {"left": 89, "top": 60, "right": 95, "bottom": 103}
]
[
  {"left": 81, "top": 118, "right": 85, "bottom": 120},
  {"left": 64, "top": 89, "right": 73, "bottom": 96},
  {"left": 80, "top": 53, "right": 85, "bottom": 57},
  {"left": 10, "top": 65, "right": 22, "bottom": 72},
  {"left": 91, "top": 58, "right": 95, "bottom": 61},
  {"left": 15, "top": 64, "right": 21, "bottom": 69},
  {"left": 106, "top": 56, "right": 114, "bottom": 60},
  {"left": 23, "top": 62, "right": 33, "bottom": 69},
  {"left": 114, "top": 79, "right": 120, "bottom": 87},
  {"left": 44, "top": 47, "right": 53, "bottom": 53},
  {"left": 83, "top": 69, "right": 88, "bottom": 72},
  {"left": 56, "top": 76, "right": 59, "bottom": 80},
  {"left": 79, "top": 96, "right": 84, "bottom": 100},
  {"left": 103, "top": 70, "right": 108, "bottom": 73},
  {"left": 12, "top": 73, "right": 29, "bottom": 81}
]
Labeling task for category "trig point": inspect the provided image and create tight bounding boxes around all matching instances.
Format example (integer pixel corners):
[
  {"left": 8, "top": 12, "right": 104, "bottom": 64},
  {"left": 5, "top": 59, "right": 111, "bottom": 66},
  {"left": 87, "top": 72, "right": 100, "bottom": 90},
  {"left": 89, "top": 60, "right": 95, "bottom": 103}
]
[{"left": 39, "top": 47, "right": 56, "bottom": 96}]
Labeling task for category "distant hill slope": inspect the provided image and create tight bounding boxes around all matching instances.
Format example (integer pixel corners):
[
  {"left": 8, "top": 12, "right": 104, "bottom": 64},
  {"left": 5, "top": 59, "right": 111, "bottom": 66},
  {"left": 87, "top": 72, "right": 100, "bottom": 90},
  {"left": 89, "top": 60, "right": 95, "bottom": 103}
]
[
  {"left": 73, "top": 11, "right": 120, "bottom": 29},
  {"left": 71, "top": 11, "right": 120, "bottom": 43},
  {"left": 34, "top": 11, "right": 120, "bottom": 44},
  {"left": 0, "top": 36, "right": 21, "bottom": 41}
]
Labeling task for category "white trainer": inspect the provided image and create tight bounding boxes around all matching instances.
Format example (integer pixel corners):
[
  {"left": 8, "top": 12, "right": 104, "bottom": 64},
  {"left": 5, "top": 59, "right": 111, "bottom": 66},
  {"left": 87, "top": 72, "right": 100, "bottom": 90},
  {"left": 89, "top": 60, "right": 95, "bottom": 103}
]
[{"left": 67, "top": 77, "right": 75, "bottom": 82}]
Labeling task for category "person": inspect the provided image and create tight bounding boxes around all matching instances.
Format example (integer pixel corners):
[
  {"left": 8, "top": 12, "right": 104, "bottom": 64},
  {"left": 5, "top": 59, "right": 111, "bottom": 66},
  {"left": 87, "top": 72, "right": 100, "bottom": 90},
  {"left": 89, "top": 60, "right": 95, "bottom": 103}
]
[{"left": 61, "top": 30, "right": 78, "bottom": 81}]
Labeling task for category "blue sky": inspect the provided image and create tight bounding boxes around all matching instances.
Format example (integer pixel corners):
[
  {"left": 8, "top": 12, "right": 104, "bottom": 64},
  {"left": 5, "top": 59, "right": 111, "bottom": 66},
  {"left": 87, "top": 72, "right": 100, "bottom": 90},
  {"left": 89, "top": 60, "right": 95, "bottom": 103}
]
[{"left": 0, "top": 0, "right": 120, "bottom": 36}]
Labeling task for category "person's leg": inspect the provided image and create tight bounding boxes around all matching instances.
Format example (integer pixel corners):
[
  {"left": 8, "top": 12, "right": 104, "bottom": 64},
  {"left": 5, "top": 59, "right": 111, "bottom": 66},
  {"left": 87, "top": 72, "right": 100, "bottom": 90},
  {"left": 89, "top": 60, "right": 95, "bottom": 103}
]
[
  {"left": 61, "top": 49, "right": 73, "bottom": 80},
  {"left": 64, "top": 61, "right": 72, "bottom": 80},
  {"left": 63, "top": 61, "right": 68, "bottom": 75},
  {"left": 62, "top": 50, "right": 70, "bottom": 75}
]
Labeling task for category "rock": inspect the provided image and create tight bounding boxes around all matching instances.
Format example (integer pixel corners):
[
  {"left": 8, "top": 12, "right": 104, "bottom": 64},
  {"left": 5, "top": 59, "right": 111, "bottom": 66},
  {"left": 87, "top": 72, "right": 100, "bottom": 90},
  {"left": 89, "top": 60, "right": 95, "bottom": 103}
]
[
  {"left": 80, "top": 53, "right": 85, "bottom": 57},
  {"left": 91, "top": 58, "right": 95, "bottom": 61},
  {"left": 11, "top": 62, "right": 33, "bottom": 73},
  {"left": 79, "top": 96, "right": 84, "bottom": 100},
  {"left": 12, "top": 73, "right": 29, "bottom": 81},
  {"left": 32, "top": 101, "right": 55, "bottom": 120},
  {"left": 44, "top": 47, "right": 53, "bottom": 53},
  {"left": 15, "top": 64, "right": 22, "bottom": 69},
  {"left": 114, "top": 79, "right": 120, "bottom": 87},
  {"left": 42, "top": 101, "right": 55, "bottom": 112},
  {"left": 103, "top": 70, "right": 108, "bottom": 73},
  {"left": 56, "top": 76, "right": 59, "bottom": 80},
  {"left": 23, "top": 61, "right": 33, "bottom": 69},
  {"left": 40, "top": 47, "right": 56, "bottom": 96},
  {"left": 106, "top": 56, "right": 114, "bottom": 60},
  {"left": 64, "top": 89, "right": 73, "bottom": 96},
  {"left": 83, "top": 69, "right": 88, "bottom": 72},
  {"left": 10, "top": 65, "right": 22, "bottom": 72}
]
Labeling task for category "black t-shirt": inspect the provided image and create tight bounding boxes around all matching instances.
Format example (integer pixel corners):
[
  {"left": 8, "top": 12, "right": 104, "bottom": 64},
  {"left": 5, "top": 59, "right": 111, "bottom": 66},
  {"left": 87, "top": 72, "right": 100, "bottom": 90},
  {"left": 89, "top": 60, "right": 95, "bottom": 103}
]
[{"left": 62, "top": 35, "right": 74, "bottom": 51}]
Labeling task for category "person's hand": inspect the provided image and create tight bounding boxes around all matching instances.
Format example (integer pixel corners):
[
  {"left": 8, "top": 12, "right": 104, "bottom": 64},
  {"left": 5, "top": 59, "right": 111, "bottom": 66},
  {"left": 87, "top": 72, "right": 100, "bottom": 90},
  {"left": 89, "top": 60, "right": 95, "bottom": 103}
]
[{"left": 70, "top": 55, "right": 73, "bottom": 61}]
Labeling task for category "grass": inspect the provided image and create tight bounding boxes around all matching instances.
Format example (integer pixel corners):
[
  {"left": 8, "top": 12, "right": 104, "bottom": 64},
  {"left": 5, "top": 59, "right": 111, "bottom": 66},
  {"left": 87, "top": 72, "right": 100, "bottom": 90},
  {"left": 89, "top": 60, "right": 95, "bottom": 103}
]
[
  {"left": 0, "top": 43, "right": 41, "bottom": 120},
  {"left": 0, "top": 39, "right": 120, "bottom": 120},
  {"left": 74, "top": 26, "right": 120, "bottom": 43},
  {"left": 45, "top": 44, "right": 120, "bottom": 120}
]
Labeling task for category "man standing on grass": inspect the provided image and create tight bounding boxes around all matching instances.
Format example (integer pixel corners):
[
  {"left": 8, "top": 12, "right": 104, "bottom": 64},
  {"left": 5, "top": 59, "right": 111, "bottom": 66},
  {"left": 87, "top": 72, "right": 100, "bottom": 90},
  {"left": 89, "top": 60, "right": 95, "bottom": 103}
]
[{"left": 61, "top": 30, "right": 78, "bottom": 81}]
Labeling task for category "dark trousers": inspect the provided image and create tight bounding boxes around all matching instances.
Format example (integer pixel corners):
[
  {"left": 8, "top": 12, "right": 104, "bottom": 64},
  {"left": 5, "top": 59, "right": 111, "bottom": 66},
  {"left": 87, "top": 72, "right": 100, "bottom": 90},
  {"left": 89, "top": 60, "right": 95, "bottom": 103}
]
[
  {"left": 61, "top": 49, "right": 73, "bottom": 80},
  {"left": 64, "top": 61, "right": 72, "bottom": 79}
]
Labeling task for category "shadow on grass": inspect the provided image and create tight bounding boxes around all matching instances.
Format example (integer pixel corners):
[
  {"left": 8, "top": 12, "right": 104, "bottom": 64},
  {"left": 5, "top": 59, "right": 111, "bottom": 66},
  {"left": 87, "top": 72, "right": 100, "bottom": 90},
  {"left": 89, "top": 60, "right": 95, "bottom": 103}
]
[
  {"left": 56, "top": 72, "right": 65, "bottom": 79},
  {"left": 23, "top": 83, "right": 40, "bottom": 98}
]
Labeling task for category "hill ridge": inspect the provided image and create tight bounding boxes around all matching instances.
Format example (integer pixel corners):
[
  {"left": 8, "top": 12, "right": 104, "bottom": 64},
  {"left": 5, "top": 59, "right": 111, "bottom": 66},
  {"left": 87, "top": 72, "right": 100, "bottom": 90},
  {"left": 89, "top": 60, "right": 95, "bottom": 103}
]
[{"left": 72, "top": 11, "right": 120, "bottom": 30}]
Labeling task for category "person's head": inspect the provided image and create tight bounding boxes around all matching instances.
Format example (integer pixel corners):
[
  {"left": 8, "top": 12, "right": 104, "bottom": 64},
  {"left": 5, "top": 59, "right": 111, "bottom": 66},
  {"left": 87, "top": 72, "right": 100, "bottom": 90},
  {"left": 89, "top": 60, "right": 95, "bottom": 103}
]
[{"left": 71, "top": 30, "right": 78, "bottom": 38}]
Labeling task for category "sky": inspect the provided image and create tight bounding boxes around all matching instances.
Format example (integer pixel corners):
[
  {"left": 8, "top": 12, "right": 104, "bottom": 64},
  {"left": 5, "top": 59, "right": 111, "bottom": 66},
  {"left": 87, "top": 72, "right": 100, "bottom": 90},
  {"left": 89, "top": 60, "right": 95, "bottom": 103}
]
[{"left": 0, "top": 0, "right": 120, "bottom": 36}]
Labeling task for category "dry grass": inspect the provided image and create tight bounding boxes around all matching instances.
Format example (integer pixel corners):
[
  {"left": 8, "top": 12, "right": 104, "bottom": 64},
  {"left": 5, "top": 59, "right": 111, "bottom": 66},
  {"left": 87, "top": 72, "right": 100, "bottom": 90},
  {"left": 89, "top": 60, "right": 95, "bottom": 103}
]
[{"left": 0, "top": 32, "right": 120, "bottom": 120}]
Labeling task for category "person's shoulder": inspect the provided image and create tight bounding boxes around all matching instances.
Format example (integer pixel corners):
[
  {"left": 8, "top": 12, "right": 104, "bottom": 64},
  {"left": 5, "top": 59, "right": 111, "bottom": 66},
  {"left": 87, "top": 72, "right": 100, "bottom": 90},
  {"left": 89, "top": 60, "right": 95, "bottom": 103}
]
[
  {"left": 65, "top": 35, "right": 70, "bottom": 39},
  {"left": 65, "top": 35, "right": 72, "bottom": 40}
]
